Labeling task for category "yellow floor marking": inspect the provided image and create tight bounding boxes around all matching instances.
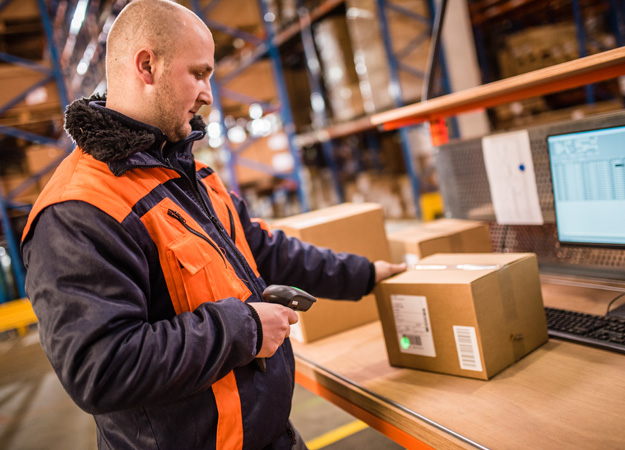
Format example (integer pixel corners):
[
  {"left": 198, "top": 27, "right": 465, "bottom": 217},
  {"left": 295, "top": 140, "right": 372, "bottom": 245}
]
[
  {"left": 0, "top": 298, "right": 37, "bottom": 334},
  {"left": 306, "top": 420, "right": 369, "bottom": 450}
]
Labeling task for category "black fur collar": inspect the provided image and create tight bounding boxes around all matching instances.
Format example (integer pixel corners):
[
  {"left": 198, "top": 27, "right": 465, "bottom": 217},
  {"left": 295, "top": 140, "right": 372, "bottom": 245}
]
[{"left": 64, "top": 93, "right": 206, "bottom": 162}]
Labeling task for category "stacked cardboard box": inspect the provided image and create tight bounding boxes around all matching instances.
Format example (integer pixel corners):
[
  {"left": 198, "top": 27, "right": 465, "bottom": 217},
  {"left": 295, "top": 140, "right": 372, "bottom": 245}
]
[
  {"left": 387, "top": 218, "right": 492, "bottom": 265},
  {"left": 313, "top": 15, "right": 365, "bottom": 122},
  {"left": 375, "top": 253, "right": 548, "bottom": 380},
  {"left": 270, "top": 202, "right": 391, "bottom": 342},
  {"left": 345, "top": 0, "right": 431, "bottom": 110},
  {"left": 498, "top": 23, "right": 579, "bottom": 79}
]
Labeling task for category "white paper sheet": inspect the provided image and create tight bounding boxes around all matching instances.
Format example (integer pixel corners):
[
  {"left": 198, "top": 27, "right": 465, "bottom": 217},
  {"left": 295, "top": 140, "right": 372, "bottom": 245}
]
[{"left": 482, "top": 130, "right": 544, "bottom": 225}]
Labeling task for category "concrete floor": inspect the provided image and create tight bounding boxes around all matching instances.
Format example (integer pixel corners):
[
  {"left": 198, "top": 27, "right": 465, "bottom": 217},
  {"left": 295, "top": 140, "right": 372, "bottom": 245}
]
[{"left": 0, "top": 329, "right": 404, "bottom": 450}]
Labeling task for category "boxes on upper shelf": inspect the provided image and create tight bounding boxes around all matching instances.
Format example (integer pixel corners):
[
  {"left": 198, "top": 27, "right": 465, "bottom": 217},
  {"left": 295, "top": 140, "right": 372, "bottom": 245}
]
[
  {"left": 313, "top": 15, "right": 365, "bottom": 122},
  {"left": 270, "top": 202, "right": 391, "bottom": 343},
  {"left": 374, "top": 253, "right": 548, "bottom": 380},
  {"left": 387, "top": 218, "right": 492, "bottom": 265}
]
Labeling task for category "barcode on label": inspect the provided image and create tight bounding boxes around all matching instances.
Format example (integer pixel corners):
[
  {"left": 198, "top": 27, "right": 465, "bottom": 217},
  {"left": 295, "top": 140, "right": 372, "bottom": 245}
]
[
  {"left": 391, "top": 294, "right": 436, "bottom": 357},
  {"left": 405, "top": 335, "right": 421, "bottom": 346},
  {"left": 453, "top": 326, "right": 483, "bottom": 372}
]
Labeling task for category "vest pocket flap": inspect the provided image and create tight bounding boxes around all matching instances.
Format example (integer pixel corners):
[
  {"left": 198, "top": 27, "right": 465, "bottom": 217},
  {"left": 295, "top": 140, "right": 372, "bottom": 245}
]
[{"left": 168, "top": 234, "right": 212, "bottom": 275}]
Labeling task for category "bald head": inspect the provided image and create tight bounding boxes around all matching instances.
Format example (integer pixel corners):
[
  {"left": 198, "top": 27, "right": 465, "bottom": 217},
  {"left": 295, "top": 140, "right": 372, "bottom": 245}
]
[
  {"left": 106, "top": 0, "right": 208, "bottom": 89},
  {"left": 104, "top": 0, "right": 215, "bottom": 140}
]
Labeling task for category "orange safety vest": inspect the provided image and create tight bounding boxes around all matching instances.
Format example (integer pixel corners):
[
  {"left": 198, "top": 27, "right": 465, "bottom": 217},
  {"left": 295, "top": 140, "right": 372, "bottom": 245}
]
[{"left": 23, "top": 148, "right": 262, "bottom": 450}]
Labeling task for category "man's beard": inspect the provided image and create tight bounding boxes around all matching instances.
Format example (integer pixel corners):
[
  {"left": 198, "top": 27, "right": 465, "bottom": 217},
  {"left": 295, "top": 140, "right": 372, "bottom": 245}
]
[{"left": 153, "top": 84, "right": 191, "bottom": 141}]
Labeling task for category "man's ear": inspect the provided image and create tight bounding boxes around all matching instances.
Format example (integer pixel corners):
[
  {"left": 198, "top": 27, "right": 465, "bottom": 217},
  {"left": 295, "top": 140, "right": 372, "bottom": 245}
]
[{"left": 134, "top": 48, "right": 157, "bottom": 85}]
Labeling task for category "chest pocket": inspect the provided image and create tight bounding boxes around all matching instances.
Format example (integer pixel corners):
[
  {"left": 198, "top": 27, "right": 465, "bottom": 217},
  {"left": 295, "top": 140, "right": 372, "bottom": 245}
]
[{"left": 143, "top": 199, "right": 251, "bottom": 314}]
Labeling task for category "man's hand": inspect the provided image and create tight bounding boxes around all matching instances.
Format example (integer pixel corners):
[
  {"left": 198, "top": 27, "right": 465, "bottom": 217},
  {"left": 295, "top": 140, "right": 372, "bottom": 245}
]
[
  {"left": 374, "top": 260, "right": 407, "bottom": 283},
  {"left": 248, "top": 302, "right": 299, "bottom": 358}
]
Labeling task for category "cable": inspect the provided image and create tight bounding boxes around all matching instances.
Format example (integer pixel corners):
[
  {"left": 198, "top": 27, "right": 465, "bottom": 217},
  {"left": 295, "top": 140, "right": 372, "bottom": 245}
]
[
  {"left": 500, "top": 224, "right": 509, "bottom": 252},
  {"left": 606, "top": 292, "right": 625, "bottom": 316},
  {"left": 421, "top": 0, "right": 449, "bottom": 102}
]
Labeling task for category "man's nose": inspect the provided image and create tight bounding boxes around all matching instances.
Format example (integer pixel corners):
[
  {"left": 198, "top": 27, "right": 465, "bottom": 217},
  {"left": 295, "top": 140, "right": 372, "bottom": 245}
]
[{"left": 198, "top": 82, "right": 213, "bottom": 106}]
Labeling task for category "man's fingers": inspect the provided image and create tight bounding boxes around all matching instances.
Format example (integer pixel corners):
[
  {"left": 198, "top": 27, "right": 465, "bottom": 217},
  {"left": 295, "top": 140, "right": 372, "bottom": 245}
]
[
  {"left": 250, "top": 303, "right": 299, "bottom": 358},
  {"left": 287, "top": 309, "right": 299, "bottom": 325},
  {"left": 374, "top": 260, "right": 407, "bottom": 283}
]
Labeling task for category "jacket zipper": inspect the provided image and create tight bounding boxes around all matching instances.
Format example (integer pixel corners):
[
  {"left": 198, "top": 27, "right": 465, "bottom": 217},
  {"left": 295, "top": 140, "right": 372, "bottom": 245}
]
[
  {"left": 226, "top": 205, "right": 236, "bottom": 242},
  {"left": 124, "top": 154, "right": 265, "bottom": 312},
  {"left": 116, "top": 145, "right": 261, "bottom": 294},
  {"left": 179, "top": 168, "right": 264, "bottom": 300},
  {"left": 209, "top": 186, "right": 237, "bottom": 243},
  {"left": 167, "top": 209, "right": 228, "bottom": 269},
  {"left": 206, "top": 211, "right": 263, "bottom": 300},
  {"left": 165, "top": 157, "right": 290, "bottom": 375}
]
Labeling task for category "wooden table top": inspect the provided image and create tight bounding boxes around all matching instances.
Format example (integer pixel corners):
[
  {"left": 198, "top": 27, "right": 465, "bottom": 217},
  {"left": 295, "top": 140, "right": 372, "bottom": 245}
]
[{"left": 292, "top": 276, "right": 625, "bottom": 450}]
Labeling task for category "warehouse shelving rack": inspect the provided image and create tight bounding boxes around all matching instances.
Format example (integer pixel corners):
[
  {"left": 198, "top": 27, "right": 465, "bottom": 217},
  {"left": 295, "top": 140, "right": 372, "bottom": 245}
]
[
  {"left": 469, "top": 0, "right": 625, "bottom": 112},
  {"left": 2, "top": 1, "right": 625, "bottom": 306},
  {"left": 0, "top": 0, "right": 125, "bottom": 303},
  {"left": 0, "top": 0, "right": 71, "bottom": 301},
  {"left": 192, "top": 0, "right": 452, "bottom": 218},
  {"left": 296, "top": 0, "right": 345, "bottom": 203},
  {"left": 0, "top": 0, "right": 449, "bottom": 302},
  {"left": 190, "top": 0, "right": 314, "bottom": 213},
  {"left": 375, "top": 0, "right": 453, "bottom": 218}
]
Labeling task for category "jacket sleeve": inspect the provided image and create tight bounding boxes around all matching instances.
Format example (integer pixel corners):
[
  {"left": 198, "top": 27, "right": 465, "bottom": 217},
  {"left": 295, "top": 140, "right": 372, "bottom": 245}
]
[
  {"left": 21, "top": 201, "right": 258, "bottom": 415},
  {"left": 230, "top": 194, "right": 375, "bottom": 300}
]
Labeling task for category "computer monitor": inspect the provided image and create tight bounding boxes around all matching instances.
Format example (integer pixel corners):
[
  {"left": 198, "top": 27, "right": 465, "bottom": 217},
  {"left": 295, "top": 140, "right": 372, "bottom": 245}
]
[{"left": 547, "top": 125, "right": 625, "bottom": 248}]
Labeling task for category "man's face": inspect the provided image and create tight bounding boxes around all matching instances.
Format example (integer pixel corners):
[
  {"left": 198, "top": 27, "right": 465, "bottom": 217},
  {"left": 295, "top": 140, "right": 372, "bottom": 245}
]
[{"left": 153, "top": 23, "right": 214, "bottom": 142}]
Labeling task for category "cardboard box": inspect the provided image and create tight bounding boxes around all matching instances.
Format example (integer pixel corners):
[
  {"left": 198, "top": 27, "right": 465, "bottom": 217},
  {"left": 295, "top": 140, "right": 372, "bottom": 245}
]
[
  {"left": 313, "top": 16, "right": 365, "bottom": 122},
  {"left": 375, "top": 253, "right": 548, "bottom": 380},
  {"left": 271, "top": 202, "right": 391, "bottom": 342},
  {"left": 388, "top": 218, "right": 492, "bottom": 265}
]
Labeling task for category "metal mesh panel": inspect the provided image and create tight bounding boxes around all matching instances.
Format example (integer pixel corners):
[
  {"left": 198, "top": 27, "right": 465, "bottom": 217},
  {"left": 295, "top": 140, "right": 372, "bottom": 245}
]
[
  {"left": 435, "top": 137, "right": 494, "bottom": 220},
  {"left": 435, "top": 110, "right": 625, "bottom": 277}
]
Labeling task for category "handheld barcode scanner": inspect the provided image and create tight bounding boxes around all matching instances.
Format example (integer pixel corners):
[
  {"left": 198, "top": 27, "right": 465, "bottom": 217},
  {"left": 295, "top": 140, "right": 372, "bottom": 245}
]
[
  {"left": 262, "top": 284, "right": 316, "bottom": 311},
  {"left": 256, "top": 285, "right": 317, "bottom": 372}
]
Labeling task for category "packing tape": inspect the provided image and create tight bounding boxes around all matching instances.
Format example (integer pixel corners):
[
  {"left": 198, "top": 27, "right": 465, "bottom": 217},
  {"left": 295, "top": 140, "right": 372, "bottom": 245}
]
[{"left": 411, "top": 264, "right": 502, "bottom": 271}]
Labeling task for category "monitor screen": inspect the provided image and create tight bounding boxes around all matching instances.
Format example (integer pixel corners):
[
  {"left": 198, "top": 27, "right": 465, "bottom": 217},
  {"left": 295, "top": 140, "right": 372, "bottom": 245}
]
[{"left": 547, "top": 125, "right": 625, "bottom": 247}]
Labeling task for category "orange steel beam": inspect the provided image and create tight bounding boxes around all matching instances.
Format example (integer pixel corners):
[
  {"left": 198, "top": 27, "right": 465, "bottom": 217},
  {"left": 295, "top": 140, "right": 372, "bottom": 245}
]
[
  {"left": 295, "top": 370, "right": 436, "bottom": 450},
  {"left": 372, "top": 46, "right": 625, "bottom": 131},
  {"left": 293, "top": 47, "right": 625, "bottom": 146}
]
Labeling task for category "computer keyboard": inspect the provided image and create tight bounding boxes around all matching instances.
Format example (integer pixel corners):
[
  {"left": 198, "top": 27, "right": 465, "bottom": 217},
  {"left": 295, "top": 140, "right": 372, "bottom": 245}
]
[{"left": 545, "top": 307, "right": 625, "bottom": 354}]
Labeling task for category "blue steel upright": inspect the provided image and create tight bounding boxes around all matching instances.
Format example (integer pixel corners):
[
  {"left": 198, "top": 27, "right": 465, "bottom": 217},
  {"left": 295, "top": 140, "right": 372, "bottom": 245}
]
[
  {"left": 376, "top": 0, "right": 424, "bottom": 218},
  {"left": 0, "top": 0, "right": 71, "bottom": 301},
  {"left": 297, "top": 1, "right": 344, "bottom": 203},
  {"left": 189, "top": 0, "right": 310, "bottom": 213},
  {"left": 257, "top": 0, "right": 310, "bottom": 212}
]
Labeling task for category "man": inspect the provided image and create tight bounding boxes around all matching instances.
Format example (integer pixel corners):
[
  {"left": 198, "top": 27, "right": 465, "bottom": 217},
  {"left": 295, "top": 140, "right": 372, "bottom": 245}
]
[{"left": 20, "top": 1, "right": 405, "bottom": 449}]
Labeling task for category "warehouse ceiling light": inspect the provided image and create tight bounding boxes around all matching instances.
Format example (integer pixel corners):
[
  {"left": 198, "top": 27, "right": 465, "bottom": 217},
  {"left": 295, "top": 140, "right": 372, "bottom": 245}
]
[
  {"left": 0, "top": 248, "right": 11, "bottom": 270},
  {"left": 227, "top": 126, "right": 246, "bottom": 143},
  {"left": 310, "top": 92, "right": 325, "bottom": 113},
  {"left": 208, "top": 136, "right": 224, "bottom": 148},
  {"left": 346, "top": 7, "right": 373, "bottom": 20},
  {"left": 70, "top": 0, "right": 90, "bottom": 35},
  {"left": 249, "top": 118, "right": 271, "bottom": 136},
  {"left": 207, "top": 122, "right": 222, "bottom": 138},
  {"left": 249, "top": 104, "right": 263, "bottom": 120}
]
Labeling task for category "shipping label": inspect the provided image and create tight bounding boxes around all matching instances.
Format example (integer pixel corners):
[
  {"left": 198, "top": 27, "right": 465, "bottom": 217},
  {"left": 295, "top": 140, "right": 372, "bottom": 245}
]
[{"left": 390, "top": 294, "right": 436, "bottom": 357}]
